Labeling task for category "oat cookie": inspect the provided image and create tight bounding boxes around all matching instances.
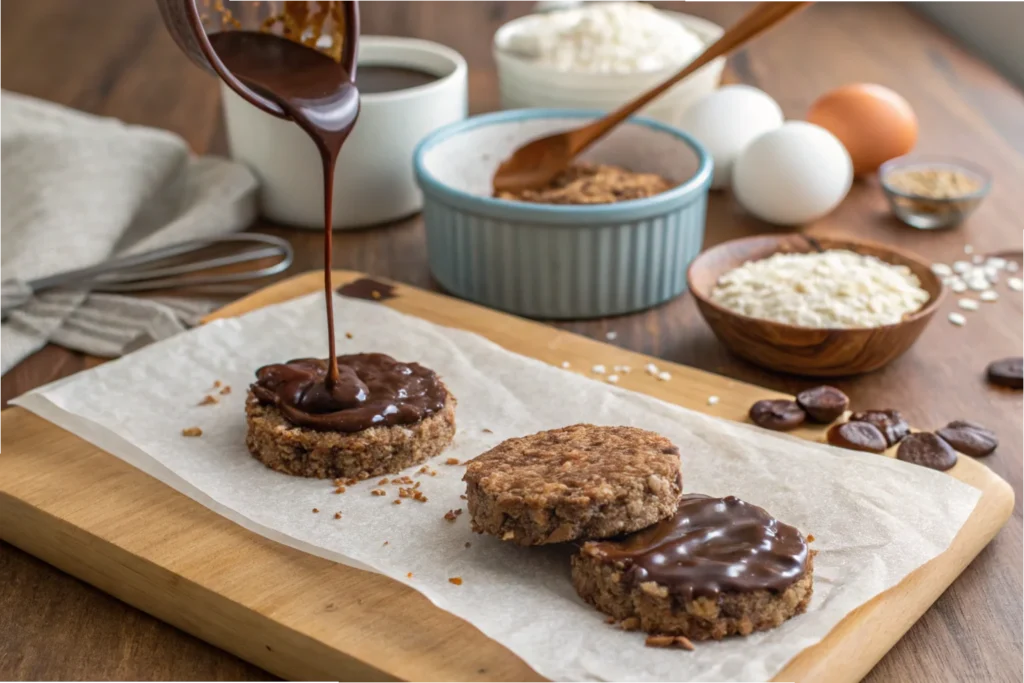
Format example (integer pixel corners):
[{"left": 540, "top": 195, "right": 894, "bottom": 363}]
[
  {"left": 245, "top": 391, "right": 456, "bottom": 479},
  {"left": 462, "top": 424, "right": 683, "bottom": 546},
  {"left": 572, "top": 494, "right": 813, "bottom": 640}
]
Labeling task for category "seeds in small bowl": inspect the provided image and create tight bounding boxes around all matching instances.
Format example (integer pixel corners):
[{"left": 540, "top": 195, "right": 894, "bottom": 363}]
[{"left": 880, "top": 158, "right": 991, "bottom": 230}]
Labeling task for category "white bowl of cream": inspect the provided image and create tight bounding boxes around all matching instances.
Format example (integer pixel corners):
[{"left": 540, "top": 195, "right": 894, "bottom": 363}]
[{"left": 493, "top": 3, "right": 724, "bottom": 125}]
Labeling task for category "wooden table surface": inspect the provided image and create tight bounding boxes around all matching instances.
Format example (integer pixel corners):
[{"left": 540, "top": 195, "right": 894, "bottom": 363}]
[{"left": 1, "top": 2, "right": 1021, "bottom": 681}]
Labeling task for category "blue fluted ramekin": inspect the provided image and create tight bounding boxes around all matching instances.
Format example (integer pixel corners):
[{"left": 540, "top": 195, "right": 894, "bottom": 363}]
[{"left": 413, "top": 108, "right": 713, "bottom": 319}]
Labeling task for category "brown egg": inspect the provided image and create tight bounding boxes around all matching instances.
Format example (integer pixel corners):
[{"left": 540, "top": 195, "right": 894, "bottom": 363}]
[{"left": 807, "top": 84, "right": 918, "bottom": 175}]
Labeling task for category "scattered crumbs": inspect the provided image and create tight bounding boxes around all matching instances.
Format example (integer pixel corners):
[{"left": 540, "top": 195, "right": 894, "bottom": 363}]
[
  {"left": 398, "top": 486, "right": 429, "bottom": 502},
  {"left": 445, "top": 457, "right": 460, "bottom": 465},
  {"left": 212, "top": 380, "right": 222, "bottom": 388},
  {"left": 948, "top": 312, "right": 966, "bottom": 327},
  {"left": 980, "top": 290, "right": 999, "bottom": 302},
  {"left": 391, "top": 476, "right": 414, "bottom": 486},
  {"left": 444, "top": 509, "right": 462, "bottom": 522},
  {"left": 657, "top": 371, "right": 672, "bottom": 381},
  {"left": 418, "top": 465, "right": 430, "bottom": 474},
  {"left": 620, "top": 617, "right": 640, "bottom": 631},
  {"left": 592, "top": 364, "right": 606, "bottom": 375},
  {"left": 345, "top": 332, "right": 353, "bottom": 339},
  {"left": 429, "top": 470, "right": 438, "bottom": 477},
  {"left": 333, "top": 486, "right": 346, "bottom": 494},
  {"left": 605, "top": 331, "right": 618, "bottom": 341},
  {"left": 378, "top": 478, "right": 390, "bottom": 485},
  {"left": 1009, "top": 277, "right": 1023, "bottom": 292},
  {"left": 219, "top": 385, "right": 232, "bottom": 395},
  {"left": 807, "top": 533, "right": 816, "bottom": 543},
  {"left": 356, "top": 472, "right": 369, "bottom": 481},
  {"left": 383, "top": 541, "right": 389, "bottom": 546},
  {"left": 707, "top": 395, "right": 720, "bottom": 406},
  {"left": 607, "top": 374, "right": 619, "bottom": 384},
  {"left": 465, "top": 542, "right": 472, "bottom": 548},
  {"left": 312, "top": 508, "right": 320, "bottom": 514},
  {"left": 963, "top": 244, "right": 974, "bottom": 254},
  {"left": 181, "top": 426, "right": 203, "bottom": 437},
  {"left": 198, "top": 394, "right": 218, "bottom": 406},
  {"left": 460, "top": 494, "right": 468, "bottom": 500},
  {"left": 407, "top": 572, "right": 413, "bottom": 579},
  {"left": 371, "top": 489, "right": 387, "bottom": 496},
  {"left": 613, "top": 364, "right": 632, "bottom": 374},
  {"left": 393, "top": 499, "right": 402, "bottom": 505},
  {"left": 371, "top": 290, "right": 382, "bottom": 300},
  {"left": 644, "top": 635, "right": 695, "bottom": 650},
  {"left": 482, "top": 428, "right": 493, "bottom": 434},
  {"left": 645, "top": 362, "right": 659, "bottom": 376},
  {"left": 334, "top": 512, "right": 342, "bottom": 520},
  {"left": 560, "top": 361, "right": 571, "bottom": 369},
  {"left": 448, "top": 577, "right": 463, "bottom": 586},
  {"left": 958, "top": 298, "right": 980, "bottom": 311}
]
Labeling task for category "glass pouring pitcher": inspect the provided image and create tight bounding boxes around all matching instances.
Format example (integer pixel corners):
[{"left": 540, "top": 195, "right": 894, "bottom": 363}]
[{"left": 155, "top": 0, "right": 359, "bottom": 118}]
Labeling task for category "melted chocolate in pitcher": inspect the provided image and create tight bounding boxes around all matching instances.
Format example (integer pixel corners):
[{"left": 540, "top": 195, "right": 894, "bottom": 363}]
[{"left": 202, "top": 8, "right": 447, "bottom": 432}]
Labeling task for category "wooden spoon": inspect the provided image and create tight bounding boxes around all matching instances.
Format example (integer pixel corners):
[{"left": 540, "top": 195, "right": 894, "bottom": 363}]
[{"left": 492, "top": 2, "right": 811, "bottom": 195}]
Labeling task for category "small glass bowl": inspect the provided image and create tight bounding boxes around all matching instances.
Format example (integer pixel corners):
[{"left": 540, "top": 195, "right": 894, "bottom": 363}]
[{"left": 880, "top": 156, "right": 991, "bottom": 230}]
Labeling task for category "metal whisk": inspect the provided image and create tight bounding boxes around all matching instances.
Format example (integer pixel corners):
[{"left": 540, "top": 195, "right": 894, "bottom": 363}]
[{"left": 1, "top": 233, "right": 293, "bottom": 319}]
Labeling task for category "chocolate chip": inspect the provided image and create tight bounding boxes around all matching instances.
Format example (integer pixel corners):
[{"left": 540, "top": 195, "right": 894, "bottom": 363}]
[
  {"left": 896, "top": 432, "right": 958, "bottom": 471},
  {"left": 796, "top": 385, "right": 850, "bottom": 424},
  {"left": 936, "top": 420, "right": 998, "bottom": 457},
  {"left": 826, "top": 422, "right": 887, "bottom": 453},
  {"left": 986, "top": 357, "right": 1023, "bottom": 389},
  {"left": 749, "top": 399, "right": 806, "bottom": 431},
  {"left": 848, "top": 410, "right": 910, "bottom": 447}
]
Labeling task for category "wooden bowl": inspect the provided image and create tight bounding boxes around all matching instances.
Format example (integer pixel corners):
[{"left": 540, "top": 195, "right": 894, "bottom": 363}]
[{"left": 687, "top": 234, "right": 945, "bottom": 376}]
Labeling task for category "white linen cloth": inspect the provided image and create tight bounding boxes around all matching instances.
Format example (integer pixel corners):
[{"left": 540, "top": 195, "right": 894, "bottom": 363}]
[{"left": 1, "top": 91, "right": 259, "bottom": 373}]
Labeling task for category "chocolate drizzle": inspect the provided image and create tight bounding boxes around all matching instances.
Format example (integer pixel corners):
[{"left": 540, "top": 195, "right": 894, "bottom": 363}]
[
  {"left": 206, "top": 7, "right": 365, "bottom": 414},
  {"left": 586, "top": 494, "right": 809, "bottom": 601},
  {"left": 337, "top": 277, "right": 398, "bottom": 301},
  {"left": 251, "top": 354, "right": 447, "bottom": 432}
]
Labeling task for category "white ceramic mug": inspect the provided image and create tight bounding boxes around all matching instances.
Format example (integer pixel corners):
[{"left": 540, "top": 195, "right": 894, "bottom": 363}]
[{"left": 221, "top": 36, "right": 468, "bottom": 229}]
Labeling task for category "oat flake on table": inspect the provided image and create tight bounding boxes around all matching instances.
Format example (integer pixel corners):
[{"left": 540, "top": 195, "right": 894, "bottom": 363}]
[{"left": 13, "top": 293, "right": 980, "bottom": 682}]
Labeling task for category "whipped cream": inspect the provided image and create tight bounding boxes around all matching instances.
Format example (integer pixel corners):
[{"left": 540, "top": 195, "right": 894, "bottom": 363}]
[{"left": 501, "top": 2, "right": 705, "bottom": 74}]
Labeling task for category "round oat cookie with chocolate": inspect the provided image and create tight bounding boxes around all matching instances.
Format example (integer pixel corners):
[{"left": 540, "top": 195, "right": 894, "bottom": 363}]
[
  {"left": 936, "top": 420, "right": 998, "bottom": 457},
  {"left": 571, "top": 494, "right": 814, "bottom": 640},
  {"left": 245, "top": 354, "right": 456, "bottom": 479},
  {"left": 462, "top": 424, "right": 682, "bottom": 546},
  {"left": 848, "top": 409, "right": 910, "bottom": 447},
  {"left": 896, "top": 432, "right": 958, "bottom": 471}
]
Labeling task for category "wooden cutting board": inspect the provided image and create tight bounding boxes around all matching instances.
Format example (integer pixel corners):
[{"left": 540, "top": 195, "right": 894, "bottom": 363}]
[{"left": 0, "top": 270, "right": 1013, "bottom": 682}]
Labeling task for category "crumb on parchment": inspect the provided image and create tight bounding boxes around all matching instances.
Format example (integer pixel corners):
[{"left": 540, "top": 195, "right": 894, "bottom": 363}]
[{"left": 181, "top": 426, "right": 203, "bottom": 437}]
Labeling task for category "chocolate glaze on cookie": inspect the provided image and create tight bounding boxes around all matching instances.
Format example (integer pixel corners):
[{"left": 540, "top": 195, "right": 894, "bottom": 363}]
[
  {"left": 585, "top": 494, "right": 809, "bottom": 601},
  {"left": 251, "top": 353, "right": 447, "bottom": 432}
]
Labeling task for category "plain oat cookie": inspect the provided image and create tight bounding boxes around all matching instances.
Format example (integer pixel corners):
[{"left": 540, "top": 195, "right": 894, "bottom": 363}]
[{"left": 462, "top": 424, "right": 683, "bottom": 546}]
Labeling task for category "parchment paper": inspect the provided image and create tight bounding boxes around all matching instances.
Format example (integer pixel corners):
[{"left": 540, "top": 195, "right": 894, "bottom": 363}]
[{"left": 14, "top": 292, "right": 981, "bottom": 682}]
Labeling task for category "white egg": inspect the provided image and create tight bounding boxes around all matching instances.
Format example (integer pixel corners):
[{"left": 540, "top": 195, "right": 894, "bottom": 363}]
[
  {"left": 732, "top": 121, "right": 853, "bottom": 225},
  {"left": 677, "top": 85, "right": 783, "bottom": 189}
]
